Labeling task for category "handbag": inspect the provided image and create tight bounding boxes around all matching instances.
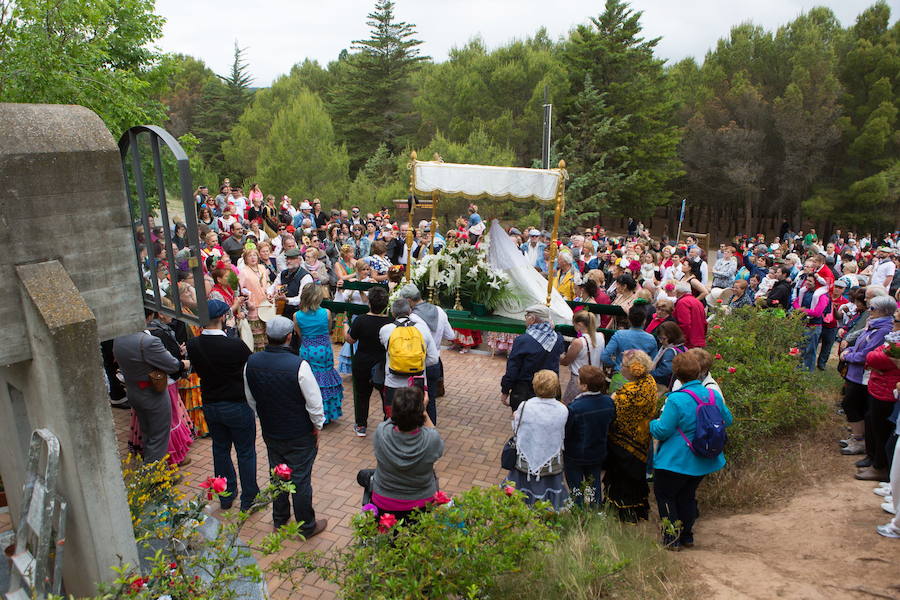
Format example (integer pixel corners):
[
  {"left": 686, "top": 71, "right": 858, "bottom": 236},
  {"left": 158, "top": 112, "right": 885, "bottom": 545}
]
[
  {"left": 500, "top": 400, "right": 525, "bottom": 470},
  {"left": 140, "top": 333, "right": 169, "bottom": 393}
]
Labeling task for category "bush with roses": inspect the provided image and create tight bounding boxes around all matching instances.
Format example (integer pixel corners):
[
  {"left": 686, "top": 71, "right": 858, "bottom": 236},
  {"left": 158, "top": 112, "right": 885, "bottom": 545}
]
[
  {"left": 706, "top": 307, "right": 825, "bottom": 459},
  {"left": 275, "top": 485, "right": 559, "bottom": 599}
]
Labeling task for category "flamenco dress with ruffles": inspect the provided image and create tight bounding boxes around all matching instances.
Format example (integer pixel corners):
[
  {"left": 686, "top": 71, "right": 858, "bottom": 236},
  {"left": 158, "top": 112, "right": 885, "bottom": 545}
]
[{"left": 294, "top": 307, "right": 344, "bottom": 424}]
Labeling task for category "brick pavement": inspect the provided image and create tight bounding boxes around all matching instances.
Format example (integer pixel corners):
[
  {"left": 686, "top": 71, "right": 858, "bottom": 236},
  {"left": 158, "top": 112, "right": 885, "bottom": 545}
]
[{"left": 103, "top": 346, "right": 565, "bottom": 599}]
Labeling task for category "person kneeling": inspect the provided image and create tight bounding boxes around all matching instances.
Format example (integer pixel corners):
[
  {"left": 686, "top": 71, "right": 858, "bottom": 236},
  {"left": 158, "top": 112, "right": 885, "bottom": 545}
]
[{"left": 362, "top": 386, "right": 444, "bottom": 524}]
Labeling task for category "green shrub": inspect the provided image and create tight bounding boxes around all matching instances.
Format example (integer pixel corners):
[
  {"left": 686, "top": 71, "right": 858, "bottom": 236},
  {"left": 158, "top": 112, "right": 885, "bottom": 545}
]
[
  {"left": 706, "top": 307, "right": 826, "bottom": 459},
  {"left": 278, "top": 485, "right": 560, "bottom": 599}
]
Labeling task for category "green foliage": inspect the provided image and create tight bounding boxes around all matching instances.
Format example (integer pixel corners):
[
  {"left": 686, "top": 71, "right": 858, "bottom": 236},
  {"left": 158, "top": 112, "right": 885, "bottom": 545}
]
[
  {"left": 561, "top": 0, "right": 683, "bottom": 217},
  {"left": 490, "top": 509, "right": 690, "bottom": 599},
  {"left": 413, "top": 30, "right": 569, "bottom": 164},
  {"left": 193, "top": 42, "right": 254, "bottom": 175},
  {"left": 278, "top": 485, "right": 559, "bottom": 600},
  {"left": 706, "top": 307, "right": 826, "bottom": 458},
  {"left": 329, "top": 0, "right": 428, "bottom": 171},
  {"left": 0, "top": 0, "right": 166, "bottom": 135},
  {"left": 256, "top": 89, "right": 350, "bottom": 203},
  {"left": 153, "top": 54, "right": 218, "bottom": 137}
]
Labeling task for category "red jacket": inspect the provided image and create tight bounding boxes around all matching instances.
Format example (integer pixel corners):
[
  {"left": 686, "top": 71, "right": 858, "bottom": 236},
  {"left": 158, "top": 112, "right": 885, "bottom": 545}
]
[
  {"left": 865, "top": 345, "right": 900, "bottom": 402},
  {"left": 674, "top": 294, "right": 707, "bottom": 348}
]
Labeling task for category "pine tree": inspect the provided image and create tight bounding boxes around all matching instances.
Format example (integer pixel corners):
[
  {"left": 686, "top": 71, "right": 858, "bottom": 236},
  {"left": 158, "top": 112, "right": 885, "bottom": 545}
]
[
  {"left": 329, "top": 0, "right": 428, "bottom": 171},
  {"left": 256, "top": 89, "right": 350, "bottom": 202},
  {"left": 561, "top": 0, "right": 682, "bottom": 217},
  {"left": 194, "top": 41, "right": 254, "bottom": 175}
]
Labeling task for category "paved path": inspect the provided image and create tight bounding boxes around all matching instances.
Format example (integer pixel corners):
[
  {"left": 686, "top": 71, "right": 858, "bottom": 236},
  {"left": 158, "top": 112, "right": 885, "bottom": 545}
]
[{"left": 111, "top": 347, "right": 532, "bottom": 599}]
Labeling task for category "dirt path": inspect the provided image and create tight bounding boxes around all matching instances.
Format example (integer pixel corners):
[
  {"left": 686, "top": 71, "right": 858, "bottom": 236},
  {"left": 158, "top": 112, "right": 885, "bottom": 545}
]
[{"left": 684, "top": 464, "right": 899, "bottom": 599}]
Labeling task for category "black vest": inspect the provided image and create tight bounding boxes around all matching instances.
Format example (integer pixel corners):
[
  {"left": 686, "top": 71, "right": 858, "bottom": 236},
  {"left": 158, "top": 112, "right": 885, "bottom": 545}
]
[
  {"left": 245, "top": 345, "right": 313, "bottom": 439},
  {"left": 279, "top": 266, "right": 310, "bottom": 320}
]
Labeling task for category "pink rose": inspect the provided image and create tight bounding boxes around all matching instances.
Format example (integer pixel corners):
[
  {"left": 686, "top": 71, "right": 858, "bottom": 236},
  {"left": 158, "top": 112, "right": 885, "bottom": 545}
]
[
  {"left": 432, "top": 490, "right": 451, "bottom": 505},
  {"left": 712, "top": 325, "right": 721, "bottom": 330},
  {"left": 788, "top": 347, "right": 800, "bottom": 356},
  {"left": 728, "top": 367, "right": 737, "bottom": 374},
  {"left": 273, "top": 463, "right": 292, "bottom": 481},
  {"left": 714, "top": 353, "right": 722, "bottom": 360},
  {"left": 378, "top": 513, "right": 398, "bottom": 533},
  {"left": 503, "top": 485, "right": 516, "bottom": 497}
]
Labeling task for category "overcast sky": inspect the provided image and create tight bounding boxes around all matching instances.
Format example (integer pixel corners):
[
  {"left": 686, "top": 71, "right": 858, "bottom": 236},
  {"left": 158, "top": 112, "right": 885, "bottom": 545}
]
[{"left": 155, "top": 0, "right": 897, "bottom": 86}]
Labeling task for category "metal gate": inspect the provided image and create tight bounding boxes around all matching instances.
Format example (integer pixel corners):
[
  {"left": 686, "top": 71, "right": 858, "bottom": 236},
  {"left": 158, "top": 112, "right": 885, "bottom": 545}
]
[{"left": 118, "top": 126, "right": 208, "bottom": 325}]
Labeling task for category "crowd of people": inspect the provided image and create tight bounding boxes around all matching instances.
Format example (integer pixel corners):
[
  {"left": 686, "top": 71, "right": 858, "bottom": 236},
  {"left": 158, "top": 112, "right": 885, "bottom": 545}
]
[{"left": 107, "top": 180, "right": 900, "bottom": 547}]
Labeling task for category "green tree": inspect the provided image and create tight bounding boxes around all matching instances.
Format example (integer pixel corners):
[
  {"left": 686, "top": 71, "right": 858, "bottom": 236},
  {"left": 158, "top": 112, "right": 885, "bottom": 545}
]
[
  {"left": 560, "top": 76, "right": 633, "bottom": 223},
  {"left": 329, "top": 0, "right": 429, "bottom": 171},
  {"left": 256, "top": 89, "right": 350, "bottom": 203},
  {"left": 152, "top": 54, "right": 218, "bottom": 137},
  {"left": 413, "top": 31, "right": 569, "bottom": 165},
  {"left": 222, "top": 70, "right": 308, "bottom": 181},
  {"left": 561, "top": 0, "right": 682, "bottom": 217},
  {"left": 0, "top": 0, "right": 166, "bottom": 135},
  {"left": 193, "top": 41, "right": 254, "bottom": 176}
]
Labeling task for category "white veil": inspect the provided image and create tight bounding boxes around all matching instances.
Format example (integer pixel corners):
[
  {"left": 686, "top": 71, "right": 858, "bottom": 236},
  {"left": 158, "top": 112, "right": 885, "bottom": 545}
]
[{"left": 487, "top": 219, "right": 573, "bottom": 325}]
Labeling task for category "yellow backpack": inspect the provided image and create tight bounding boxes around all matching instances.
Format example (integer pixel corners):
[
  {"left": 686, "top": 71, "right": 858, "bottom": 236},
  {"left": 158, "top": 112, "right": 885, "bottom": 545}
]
[{"left": 387, "top": 319, "right": 426, "bottom": 375}]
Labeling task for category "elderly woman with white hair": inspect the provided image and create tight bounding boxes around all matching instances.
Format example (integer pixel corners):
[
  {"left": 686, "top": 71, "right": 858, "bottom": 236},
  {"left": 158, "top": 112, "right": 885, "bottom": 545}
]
[
  {"left": 500, "top": 304, "right": 565, "bottom": 412},
  {"left": 552, "top": 251, "right": 577, "bottom": 300}
]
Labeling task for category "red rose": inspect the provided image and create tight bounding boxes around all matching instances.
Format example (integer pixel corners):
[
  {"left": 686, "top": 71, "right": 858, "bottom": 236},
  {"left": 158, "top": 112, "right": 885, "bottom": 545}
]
[
  {"left": 273, "top": 463, "right": 292, "bottom": 481},
  {"left": 716, "top": 298, "right": 723, "bottom": 304},
  {"left": 378, "top": 513, "right": 398, "bottom": 533},
  {"left": 503, "top": 485, "right": 516, "bottom": 497},
  {"left": 772, "top": 300, "right": 780, "bottom": 305},
  {"left": 200, "top": 476, "right": 228, "bottom": 499},
  {"left": 712, "top": 325, "right": 721, "bottom": 330},
  {"left": 432, "top": 490, "right": 451, "bottom": 505},
  {"left": 129, "top": 576, "right": 149, "bottom": 592},
  {"left": 714, "top": 353, "right": 722, "bottom": 360},
  {"left": 728, "top": 367, "right": 737, "bottom": 374},
  {"left": 788, "top": 347, "right": 800, "bottom": 356}
]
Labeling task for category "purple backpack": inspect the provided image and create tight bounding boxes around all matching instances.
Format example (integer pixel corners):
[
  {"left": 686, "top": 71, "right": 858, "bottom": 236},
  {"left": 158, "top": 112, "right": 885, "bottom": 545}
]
[{"left": 677, "top": 388, "right": 727, "bottom": 458}]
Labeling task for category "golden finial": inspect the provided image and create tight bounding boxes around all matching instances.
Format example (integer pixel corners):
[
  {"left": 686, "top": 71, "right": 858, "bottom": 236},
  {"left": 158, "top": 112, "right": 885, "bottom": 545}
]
[
  {"left": 558, "top": 159, "right": 566, "bottom": 169},
  {"left": 411, "top": 150, "right": 417, "bottom": 161}
]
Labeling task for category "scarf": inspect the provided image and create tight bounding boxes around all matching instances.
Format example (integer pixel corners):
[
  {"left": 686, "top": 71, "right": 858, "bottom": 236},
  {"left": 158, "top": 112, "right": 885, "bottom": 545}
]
[
  {"left": 514, "top": 398, "right": 567, "bottom": 479},
  {"left": 526, "top": 321, "right": 557, "bottom": 353}
]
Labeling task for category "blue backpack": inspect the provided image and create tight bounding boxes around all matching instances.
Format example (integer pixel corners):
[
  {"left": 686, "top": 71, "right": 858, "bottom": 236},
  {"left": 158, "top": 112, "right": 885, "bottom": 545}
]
[{"left": 677, "top": 388, "right": 727, "bottom": 458}]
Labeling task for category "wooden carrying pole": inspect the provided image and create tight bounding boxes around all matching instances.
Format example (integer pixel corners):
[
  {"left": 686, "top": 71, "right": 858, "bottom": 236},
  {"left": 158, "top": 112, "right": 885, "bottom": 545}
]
[
  {"left": 406, "top": 151, "right": 417, "bottom": 282},
  {"left": 545, "top": 159, "right": 566, "bottom": 306}
]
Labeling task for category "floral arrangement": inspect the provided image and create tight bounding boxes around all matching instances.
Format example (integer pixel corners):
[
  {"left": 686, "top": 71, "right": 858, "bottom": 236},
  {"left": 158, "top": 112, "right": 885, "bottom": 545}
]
[{"left": 406, "top": 242, "right": 517, "bottom": 312}]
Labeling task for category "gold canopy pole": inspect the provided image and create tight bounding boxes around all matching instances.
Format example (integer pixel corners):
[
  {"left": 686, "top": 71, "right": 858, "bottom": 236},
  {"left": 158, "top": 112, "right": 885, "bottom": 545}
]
[
  {"left": 545, "top": 160, "right": 566, "bottom": 306},
  {"left": 430, "top": 191, "right": 438, "bottom": 255},
  {"left": 406, "top": 151, "right": 417, "bottom": 282}
]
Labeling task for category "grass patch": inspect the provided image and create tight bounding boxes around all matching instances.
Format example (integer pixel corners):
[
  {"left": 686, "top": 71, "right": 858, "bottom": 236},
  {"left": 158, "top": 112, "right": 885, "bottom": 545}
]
[
  {"left": 700, "top": 368, "right": 845, "bottom": 512},
  {"left": 489, "top": 510, "right": 696, "bottom": 599}
]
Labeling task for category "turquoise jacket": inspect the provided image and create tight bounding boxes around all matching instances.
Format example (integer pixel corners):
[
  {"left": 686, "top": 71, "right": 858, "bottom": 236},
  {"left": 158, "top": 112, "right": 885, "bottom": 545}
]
[{"left": 650, "top": 380, "right": 734, "bottom": 476}]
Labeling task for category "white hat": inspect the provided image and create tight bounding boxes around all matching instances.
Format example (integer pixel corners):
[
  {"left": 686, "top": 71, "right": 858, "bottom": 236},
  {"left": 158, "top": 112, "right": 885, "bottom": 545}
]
[
  {"left": 524, "top": 303, "right": 551, "bottom": 321},
  {"left": 299, "top": 201, "right": 312, "bottom": 210},
  {"left": 529, "top": 229, "right": 540, "bottom": 236}
]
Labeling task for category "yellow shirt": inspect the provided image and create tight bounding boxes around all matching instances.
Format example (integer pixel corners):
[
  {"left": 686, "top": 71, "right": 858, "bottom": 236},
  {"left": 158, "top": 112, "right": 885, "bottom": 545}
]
[{"left": 553, "top": 271, "right": 575, "bottom": 300}]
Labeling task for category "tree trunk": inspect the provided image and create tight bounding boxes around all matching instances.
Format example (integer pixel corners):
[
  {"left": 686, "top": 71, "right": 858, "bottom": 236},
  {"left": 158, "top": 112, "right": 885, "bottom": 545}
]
[{"left": 743, "top": 190, "right": 753, "bottom": 235}]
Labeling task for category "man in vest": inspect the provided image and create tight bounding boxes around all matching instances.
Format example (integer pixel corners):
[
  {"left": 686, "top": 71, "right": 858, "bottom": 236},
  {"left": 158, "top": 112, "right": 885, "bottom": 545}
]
[
  {"left": 398, "top": 283, "right": 455, "bottom": 424},
  {"left": 244, "top": 316, "right": 327, "bottom": 538},
  {"left": 273, "top": 247, "right": 313, "bottom": 323},
  {"left": 378, "top": 298, "right": 438, "bottom": 417}
]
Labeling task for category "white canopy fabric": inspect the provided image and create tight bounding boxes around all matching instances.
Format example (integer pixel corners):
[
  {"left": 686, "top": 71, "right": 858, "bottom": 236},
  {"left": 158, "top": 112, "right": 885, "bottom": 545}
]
[
  {"left": 486, "top": 220, "right": 573, "bottom": 325},
  {"left": 413, "top": 161, "right": 562, "bottom": 204}
]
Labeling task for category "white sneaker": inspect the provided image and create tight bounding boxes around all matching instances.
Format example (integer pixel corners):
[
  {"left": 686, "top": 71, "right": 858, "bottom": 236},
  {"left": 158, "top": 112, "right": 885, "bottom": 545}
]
[
  {"left": 876, "top": 524, "right": 900, "bottom": 538},
  {"left": 874, "top": 486, "right": 892, "bottom": 497},
  {"left": 881, "top": 502, "right": 897, "bottom": 515}
]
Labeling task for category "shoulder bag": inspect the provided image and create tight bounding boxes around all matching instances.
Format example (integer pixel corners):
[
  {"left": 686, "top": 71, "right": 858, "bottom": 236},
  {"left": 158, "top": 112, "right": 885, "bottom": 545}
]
[
  {"left": 140, "top": 332, "right": 169, "bottom": 393},
  {"left": 500, "top": 400, "right": 526, "bottom": 470}
]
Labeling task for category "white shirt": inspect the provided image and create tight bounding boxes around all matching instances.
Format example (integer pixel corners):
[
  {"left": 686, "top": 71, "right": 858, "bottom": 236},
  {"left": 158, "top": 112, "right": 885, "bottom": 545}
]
[
  {"left": 266, "top": 269, "right": 314, "bottom": 305},
  {"left": 871, "top": 258, "right": 896, "bottom": 287},
  {"left": 243, "top": 358, "right": 324, "bottom": 430},
  {"left": 231, "top": 195, "right": 248, "bottom": 217},
  {"left": 379, "top": 314, "right": 439, "bottom": 389}
]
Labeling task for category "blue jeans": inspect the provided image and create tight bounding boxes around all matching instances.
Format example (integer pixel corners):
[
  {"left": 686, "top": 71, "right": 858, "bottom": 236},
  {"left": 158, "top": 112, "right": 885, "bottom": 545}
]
[
  {"left": 801, "top": 325, "right": 822, "bottom": 372},
  {"left": 817, "top": 326, "right": 837, "bottom": 369},
  {"left": 563, "top": 462, "right": 603, "bottom": 507},
  {"left": 264, "top": 434, "right": 318, "bottom": 534},
  {"left": 202, "top": 402, "right": 259, "bottom": 510}
]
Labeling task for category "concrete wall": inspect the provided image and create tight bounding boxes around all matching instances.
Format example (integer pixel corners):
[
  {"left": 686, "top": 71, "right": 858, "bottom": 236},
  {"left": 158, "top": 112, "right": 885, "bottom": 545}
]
[
  {"left": 0, "top": 103, "right": 144, "bottom": 364},
  {"left": 0, "top": 104, "right": 144, "bottom": 594}
]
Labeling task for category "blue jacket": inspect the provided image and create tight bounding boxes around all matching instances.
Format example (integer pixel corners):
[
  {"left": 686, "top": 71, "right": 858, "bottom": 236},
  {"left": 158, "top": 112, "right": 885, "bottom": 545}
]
[
  {"left": 650, "top": 380, "right": 734, "bottom": 476},
  {"left": 500, "top": 331, "right": 564, "bottom": 395},
  {"left": 601, "top": 327, "right": 658, "bottom": 371},
  {"left": 651, "top": 344, "right": 686, "bottom": 386},
  {"left": 245, "top": 345, "right": 314, "bottom": 440},
  {"left": 564, "top": 392, "right": 616, "bottom": 465}
]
